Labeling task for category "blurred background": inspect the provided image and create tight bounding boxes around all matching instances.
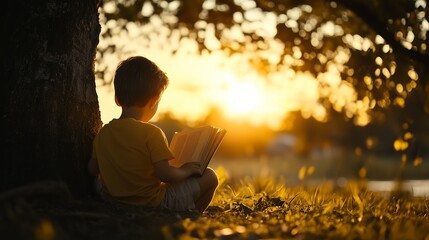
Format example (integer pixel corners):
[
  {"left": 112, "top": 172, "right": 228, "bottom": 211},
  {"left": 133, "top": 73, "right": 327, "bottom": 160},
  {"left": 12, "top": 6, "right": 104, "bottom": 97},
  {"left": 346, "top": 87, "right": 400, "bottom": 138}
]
[{"left": 94, "top": 0, "right": 429, "bottom": 192}]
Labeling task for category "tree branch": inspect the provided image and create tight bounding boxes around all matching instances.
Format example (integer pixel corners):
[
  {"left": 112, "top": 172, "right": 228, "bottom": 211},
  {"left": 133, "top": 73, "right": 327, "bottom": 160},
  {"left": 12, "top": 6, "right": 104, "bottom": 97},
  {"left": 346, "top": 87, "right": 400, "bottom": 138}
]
[{"left": 335, "top": 0, "right": 429, "bottom": 85}]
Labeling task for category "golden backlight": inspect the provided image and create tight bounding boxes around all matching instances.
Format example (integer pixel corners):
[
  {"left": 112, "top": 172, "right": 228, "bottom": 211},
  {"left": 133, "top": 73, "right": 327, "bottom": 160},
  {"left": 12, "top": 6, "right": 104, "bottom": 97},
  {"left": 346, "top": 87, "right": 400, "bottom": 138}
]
[
  {"left": 95, "top": 6, "right": 375, "bottom": 129},
  {"left": 223, "top": 81, "right": 263, "bottom": 117},
  {"left": 96, "top": 53, "right": 328, "bottom": 129}
]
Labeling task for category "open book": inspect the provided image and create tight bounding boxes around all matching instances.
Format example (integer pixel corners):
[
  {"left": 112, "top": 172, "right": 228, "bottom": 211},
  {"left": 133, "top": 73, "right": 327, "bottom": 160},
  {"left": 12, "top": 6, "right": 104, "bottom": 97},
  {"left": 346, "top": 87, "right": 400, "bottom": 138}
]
[{"left": 168, "top": 125, "right": 226, "bottom": 175}]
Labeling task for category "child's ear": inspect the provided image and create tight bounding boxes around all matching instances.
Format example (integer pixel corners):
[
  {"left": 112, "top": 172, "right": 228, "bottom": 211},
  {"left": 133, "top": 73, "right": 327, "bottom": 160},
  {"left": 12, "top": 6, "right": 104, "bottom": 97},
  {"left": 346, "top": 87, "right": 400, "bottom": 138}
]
[
  {"left": 114, "top": 96, "right": 121, "bottom": 106},
  {"left": 149, "top": 95, "right": 160, "bottom": 107}
]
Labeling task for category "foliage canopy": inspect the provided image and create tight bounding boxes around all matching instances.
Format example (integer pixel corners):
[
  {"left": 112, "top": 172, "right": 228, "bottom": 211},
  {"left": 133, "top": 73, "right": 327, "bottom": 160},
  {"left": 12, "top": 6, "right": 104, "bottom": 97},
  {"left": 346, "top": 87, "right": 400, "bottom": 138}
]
[
  {"left": 98, "top": 0, "right": 428, "bottom": 124},
  {"left": 95, "top": 0, "right": 429, "bottom": 159}
]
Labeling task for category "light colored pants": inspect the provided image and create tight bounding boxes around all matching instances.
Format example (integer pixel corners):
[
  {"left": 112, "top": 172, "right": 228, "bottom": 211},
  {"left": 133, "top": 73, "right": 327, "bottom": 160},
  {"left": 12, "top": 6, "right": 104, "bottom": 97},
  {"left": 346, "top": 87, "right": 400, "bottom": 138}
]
[{"left": 160, "top": 178, "right": 200, "bottom": 211}]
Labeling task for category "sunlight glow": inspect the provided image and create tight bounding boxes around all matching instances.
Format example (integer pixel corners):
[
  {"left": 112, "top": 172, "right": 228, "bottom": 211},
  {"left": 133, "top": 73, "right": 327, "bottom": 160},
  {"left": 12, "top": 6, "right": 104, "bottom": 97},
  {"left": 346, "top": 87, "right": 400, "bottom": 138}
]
[
  {"left": 224, "top": 80, "right": 263, "bottom": 117},
  {"left": 96, "top": 7, "right": 375, "bottom": 129}
]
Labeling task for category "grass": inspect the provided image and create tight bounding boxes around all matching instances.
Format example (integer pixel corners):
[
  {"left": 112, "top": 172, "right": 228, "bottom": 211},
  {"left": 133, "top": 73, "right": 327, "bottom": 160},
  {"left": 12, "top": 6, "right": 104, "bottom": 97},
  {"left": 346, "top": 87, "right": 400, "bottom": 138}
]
[
  {"left": 1, "top": 167, "right": 428, "bottom": 240},
  {"left": 176, "top": 167, "right": 429, "bottom": 239}
]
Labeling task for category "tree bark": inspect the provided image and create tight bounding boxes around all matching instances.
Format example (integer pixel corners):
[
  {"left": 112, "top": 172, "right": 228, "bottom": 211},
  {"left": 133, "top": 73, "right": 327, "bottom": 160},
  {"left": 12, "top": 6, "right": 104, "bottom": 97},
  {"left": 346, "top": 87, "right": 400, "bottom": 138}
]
[{"left": 0, "top": 0, "right": 102, "bottom": 196}]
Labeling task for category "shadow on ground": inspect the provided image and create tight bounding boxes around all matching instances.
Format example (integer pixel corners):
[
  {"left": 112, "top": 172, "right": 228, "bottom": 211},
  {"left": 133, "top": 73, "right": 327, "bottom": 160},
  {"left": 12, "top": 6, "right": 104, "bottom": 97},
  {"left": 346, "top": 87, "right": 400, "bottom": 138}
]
[{"left": 0, "top": 181, "right": 200, "bottom": 240}]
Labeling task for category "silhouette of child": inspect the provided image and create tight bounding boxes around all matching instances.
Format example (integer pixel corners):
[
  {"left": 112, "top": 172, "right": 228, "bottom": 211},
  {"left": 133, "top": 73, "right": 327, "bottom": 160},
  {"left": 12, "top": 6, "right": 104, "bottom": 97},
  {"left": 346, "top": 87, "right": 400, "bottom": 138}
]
[{"left": 88, "top": 56, "right": 218, "bottom": 213}]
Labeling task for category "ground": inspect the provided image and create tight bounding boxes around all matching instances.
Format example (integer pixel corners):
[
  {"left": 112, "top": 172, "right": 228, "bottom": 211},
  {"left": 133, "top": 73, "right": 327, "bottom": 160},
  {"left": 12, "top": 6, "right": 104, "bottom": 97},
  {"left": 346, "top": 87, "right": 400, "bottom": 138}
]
[{"left": 1, "top": 168, "right": 428, "bottom": 240}]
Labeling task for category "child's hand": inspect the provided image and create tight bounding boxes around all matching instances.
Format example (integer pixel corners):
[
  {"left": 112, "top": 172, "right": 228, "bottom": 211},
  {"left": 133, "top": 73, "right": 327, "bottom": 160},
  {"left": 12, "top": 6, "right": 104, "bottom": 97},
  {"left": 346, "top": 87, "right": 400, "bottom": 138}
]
[{"left": 180, "top": 162, "right": 201, "bottom": 175}]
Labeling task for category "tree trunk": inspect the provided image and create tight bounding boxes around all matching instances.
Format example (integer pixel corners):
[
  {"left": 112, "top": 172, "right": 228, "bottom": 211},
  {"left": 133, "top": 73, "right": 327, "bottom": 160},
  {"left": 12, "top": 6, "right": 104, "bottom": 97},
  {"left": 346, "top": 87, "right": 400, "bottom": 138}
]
[{"left": 0, "top": 0, "right": 102, "bottom": 196}]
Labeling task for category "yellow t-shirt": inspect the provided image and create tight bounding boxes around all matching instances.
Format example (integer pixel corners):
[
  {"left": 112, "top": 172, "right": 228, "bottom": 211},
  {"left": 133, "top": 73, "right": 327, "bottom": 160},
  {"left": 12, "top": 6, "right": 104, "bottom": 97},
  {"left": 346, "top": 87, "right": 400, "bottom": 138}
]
[{"left": 92, "top": 118, "right": 174, "bottom": 206}]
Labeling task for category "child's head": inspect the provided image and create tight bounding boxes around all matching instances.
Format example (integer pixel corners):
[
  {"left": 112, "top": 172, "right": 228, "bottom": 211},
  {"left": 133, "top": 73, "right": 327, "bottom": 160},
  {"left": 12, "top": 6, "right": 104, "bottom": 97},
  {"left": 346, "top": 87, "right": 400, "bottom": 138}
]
[{"left": 114, "top": 56, "right": 169, "bottom": 108}]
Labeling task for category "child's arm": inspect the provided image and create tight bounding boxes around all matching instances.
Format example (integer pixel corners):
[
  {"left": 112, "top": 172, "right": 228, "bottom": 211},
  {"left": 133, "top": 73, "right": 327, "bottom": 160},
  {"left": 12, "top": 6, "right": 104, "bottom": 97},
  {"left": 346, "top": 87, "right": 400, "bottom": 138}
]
[
  {"left": 154, "top": 160, "right": 201, "bottom": 182},
  {"left": 87, "top": 156, "right": 99, "bottom": 176}
]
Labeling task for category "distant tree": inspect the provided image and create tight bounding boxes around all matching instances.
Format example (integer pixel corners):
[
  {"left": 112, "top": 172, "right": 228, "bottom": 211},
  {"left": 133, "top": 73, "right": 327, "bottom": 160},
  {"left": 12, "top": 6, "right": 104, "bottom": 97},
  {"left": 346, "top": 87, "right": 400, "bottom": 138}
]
[
  {"left": 0, "top": 1, "right": 102, "bottom": 195},
  {"left": 98, "top": 0, "right": 429, "bottom": 157}
]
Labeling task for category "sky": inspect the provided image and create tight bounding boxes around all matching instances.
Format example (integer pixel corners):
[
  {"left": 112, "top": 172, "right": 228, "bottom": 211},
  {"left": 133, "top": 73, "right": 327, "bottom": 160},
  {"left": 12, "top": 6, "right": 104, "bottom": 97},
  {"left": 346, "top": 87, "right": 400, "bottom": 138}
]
[{"left": 96, "top": 47, "right": 326, "bottom": 129}]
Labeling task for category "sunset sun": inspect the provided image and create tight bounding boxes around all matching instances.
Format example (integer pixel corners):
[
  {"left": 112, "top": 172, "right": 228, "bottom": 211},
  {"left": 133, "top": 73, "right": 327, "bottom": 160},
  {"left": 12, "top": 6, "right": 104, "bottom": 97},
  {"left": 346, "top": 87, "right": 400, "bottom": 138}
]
[{"left": 224, "top": 81, "right": 263, "bottom": 118}]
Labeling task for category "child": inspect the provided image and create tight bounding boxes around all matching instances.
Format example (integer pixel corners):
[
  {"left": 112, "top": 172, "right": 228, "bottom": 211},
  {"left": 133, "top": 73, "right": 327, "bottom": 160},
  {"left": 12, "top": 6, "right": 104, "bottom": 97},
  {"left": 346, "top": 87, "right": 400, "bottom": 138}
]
[{"left": 88, "top": 56, "right": 218, "bottom": 213}]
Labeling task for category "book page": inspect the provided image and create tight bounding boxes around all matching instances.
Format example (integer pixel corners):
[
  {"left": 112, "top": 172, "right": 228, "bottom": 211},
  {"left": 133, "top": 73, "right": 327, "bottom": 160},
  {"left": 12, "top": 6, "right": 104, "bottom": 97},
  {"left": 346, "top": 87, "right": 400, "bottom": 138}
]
[
  {"left": 169, "top": 126, "right": 213, "bottom": 168},
  {"left": 200, "top": 128, "right": 226, "bottom": 170}
]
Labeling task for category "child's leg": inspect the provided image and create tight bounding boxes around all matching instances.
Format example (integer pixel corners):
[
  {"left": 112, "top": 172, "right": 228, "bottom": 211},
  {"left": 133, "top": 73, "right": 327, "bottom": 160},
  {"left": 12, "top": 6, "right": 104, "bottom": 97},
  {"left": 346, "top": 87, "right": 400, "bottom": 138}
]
[{"left": 195, "top": 167, "right": 218, "bottom": 213}]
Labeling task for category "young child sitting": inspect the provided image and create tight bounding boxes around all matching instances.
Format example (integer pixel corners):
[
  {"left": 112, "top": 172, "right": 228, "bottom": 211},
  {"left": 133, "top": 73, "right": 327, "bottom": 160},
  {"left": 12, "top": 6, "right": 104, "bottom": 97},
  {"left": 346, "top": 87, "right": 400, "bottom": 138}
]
[{"left": 88, "top": 56, "right": 218, "bottom": 213}]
